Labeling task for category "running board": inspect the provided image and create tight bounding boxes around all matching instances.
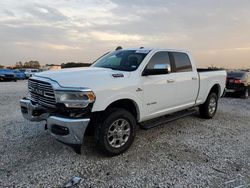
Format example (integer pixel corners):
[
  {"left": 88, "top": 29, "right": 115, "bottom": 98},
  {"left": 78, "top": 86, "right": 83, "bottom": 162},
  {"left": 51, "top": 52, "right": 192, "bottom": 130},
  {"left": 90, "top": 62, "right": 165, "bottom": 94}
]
[{"left": 140, "top": 109, "right": 197, "bottom": 130}]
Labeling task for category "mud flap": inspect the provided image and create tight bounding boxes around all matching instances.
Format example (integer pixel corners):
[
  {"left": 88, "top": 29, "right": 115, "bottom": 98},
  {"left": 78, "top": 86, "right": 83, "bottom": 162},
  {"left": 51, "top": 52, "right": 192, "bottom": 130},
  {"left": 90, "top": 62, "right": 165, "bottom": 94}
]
[{"left": 72, "top": 144, "right": 82, "bottom": 154}]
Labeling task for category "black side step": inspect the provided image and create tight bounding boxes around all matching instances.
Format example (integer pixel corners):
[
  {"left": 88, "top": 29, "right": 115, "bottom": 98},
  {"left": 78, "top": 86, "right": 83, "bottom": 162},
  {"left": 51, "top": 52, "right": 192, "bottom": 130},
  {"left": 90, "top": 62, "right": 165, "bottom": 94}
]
[{"left": 140, "top": 109, "right": 197, "bottom": 130}]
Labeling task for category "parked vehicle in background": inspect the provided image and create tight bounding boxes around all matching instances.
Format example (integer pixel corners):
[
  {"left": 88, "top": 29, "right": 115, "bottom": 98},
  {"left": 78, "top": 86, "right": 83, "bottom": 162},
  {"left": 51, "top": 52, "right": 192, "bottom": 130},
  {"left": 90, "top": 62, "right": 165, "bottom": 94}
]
[
  {"left": 226, "top": 71, "right": 250, "bottom": 98},
  {"left": 25, "top": 69, "right": 39, "bottom": 78},
  {"left": 0, "top": 69, "right": 17, "bottom": 81},
  {"left": 13, "top": 70, "right": 26, "bottom": 80},
  {"left": 20, "top": 48, "right": 226, "bottom": 156}
]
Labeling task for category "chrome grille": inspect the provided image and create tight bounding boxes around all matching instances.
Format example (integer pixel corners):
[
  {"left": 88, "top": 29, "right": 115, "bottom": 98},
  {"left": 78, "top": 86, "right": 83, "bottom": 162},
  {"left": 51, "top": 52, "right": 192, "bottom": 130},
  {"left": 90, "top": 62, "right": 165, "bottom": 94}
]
[{"left": 28, "top": 79, "right": 56, "bottom": 108}]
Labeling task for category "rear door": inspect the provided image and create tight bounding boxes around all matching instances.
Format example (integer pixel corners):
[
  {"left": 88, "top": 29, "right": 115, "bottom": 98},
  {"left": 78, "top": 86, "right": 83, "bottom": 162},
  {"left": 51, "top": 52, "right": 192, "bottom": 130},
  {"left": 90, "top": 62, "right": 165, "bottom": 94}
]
[{"left": 169, "top": 52, "right": 199, "bottom": 108}]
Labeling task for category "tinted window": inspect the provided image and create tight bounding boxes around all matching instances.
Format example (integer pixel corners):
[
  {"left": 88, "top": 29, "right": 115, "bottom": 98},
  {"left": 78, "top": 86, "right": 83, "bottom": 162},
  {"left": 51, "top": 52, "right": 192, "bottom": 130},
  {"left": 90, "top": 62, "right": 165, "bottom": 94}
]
[
  {"left": 227, "top": 72, "right": 245, "bottom": 79},
  {"left": 172, "top": 52, "right": 192, "bottom": 72},
  {"left": 92, "top": 50, "right": 149, "bottom": 71},
  {"left": 146, "top": 51, "right": 171, "bottom": 70}
]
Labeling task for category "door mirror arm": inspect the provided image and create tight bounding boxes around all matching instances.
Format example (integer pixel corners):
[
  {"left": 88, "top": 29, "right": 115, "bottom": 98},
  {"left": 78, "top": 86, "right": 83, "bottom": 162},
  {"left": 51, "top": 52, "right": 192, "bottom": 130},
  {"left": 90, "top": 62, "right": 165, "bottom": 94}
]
[{"left": 142, "top": 69, "right": 169, "bottom": 76}]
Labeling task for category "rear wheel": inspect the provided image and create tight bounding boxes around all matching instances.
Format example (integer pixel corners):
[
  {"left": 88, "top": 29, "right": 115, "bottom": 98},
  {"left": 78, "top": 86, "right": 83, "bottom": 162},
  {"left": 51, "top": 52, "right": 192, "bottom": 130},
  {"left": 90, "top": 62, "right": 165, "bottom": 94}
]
[
  {"left": 95, "top": 108, "right": 136, "bottom": 156},
  {"left": 199, "top": 92, "right": 218, "bottom": 119},
  {"left": 241, "top": 88, "right": 249, "bottom": 99}
]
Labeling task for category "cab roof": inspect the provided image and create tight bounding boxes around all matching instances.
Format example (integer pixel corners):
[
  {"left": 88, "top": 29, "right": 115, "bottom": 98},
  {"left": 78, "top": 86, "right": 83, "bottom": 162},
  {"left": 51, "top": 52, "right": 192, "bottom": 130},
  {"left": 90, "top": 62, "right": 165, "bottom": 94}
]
[{"left": 119, "top": 47, "right": 190, "bottom": 54}]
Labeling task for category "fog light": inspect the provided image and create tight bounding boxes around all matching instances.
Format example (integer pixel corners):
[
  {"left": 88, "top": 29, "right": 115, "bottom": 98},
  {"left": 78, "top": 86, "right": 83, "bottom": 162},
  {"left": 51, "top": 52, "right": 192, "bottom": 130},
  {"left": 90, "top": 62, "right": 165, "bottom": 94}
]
[{"left": 51, "top": 125, "right": 69, "bottom": 136}]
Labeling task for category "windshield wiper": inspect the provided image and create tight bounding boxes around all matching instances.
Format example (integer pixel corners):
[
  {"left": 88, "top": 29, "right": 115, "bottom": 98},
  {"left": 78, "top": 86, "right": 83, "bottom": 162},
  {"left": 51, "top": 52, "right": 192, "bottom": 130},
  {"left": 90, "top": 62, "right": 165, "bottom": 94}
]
[{"left": 100, "top": 66, "right": 121, "bottom": 71}]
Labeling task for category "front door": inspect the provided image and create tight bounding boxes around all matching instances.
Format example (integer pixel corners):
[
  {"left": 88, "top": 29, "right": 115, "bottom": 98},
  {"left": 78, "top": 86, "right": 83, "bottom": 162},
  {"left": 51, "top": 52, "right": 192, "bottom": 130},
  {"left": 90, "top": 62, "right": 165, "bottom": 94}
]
[{"left": 141, "top": 51, "right": 177, "bottom": 120}]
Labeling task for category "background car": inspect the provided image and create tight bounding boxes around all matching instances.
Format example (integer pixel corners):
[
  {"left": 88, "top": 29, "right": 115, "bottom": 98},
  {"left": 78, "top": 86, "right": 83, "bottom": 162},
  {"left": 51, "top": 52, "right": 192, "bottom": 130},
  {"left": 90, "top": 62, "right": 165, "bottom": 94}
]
[
  {"left": 0, "top": 69, "right": 17, "bottom": 82},
  {"left": 24, "top": 69, "right": 39, "bottom": 78},
  {"left": 13, "top": 70, "right": 26, "bottom": 80},
  {"left": 226, "top": 71, "right": 250, "bottom": 98}
]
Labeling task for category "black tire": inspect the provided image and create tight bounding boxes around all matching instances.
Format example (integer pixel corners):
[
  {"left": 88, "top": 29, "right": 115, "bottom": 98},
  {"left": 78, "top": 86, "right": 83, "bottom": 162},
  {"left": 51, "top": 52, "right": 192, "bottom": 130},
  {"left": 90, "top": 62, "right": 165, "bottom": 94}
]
[
  {"left": 95, "top": 108, "right": 136, "bottom": 156},
  {"left": 199, "top": 92, "right": 218, "bottom": 119},
  {"left": 241, "top": 88, "right": 249, "bottom": 99}
]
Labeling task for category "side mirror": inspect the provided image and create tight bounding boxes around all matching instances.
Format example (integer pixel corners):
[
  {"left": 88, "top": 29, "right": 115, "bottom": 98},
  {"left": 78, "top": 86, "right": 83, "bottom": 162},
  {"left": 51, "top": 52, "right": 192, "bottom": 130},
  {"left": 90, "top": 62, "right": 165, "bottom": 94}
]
[{"left": 142, "top": 64, "right": 171, "bottom": 76}]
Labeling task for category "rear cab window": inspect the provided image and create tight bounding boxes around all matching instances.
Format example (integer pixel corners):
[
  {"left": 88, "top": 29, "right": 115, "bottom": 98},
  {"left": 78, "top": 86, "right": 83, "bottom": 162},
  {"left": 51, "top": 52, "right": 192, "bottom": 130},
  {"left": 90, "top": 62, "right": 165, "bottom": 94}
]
[{"left": 171, "top": 52, "right": 192, "bottom": 72}]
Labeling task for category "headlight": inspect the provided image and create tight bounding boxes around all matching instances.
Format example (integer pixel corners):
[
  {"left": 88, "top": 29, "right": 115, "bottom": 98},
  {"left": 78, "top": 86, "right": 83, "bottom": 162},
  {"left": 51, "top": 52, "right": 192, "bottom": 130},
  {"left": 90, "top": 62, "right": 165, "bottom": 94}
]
[{"left": 55, "top": 90, "right": 96, "bottom": 108}]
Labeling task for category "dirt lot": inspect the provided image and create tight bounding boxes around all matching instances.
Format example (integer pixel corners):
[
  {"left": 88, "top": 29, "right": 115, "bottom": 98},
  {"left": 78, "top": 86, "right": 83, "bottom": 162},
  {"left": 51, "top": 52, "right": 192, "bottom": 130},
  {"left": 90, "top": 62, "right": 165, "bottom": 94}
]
[{"left": 0, "top": 81, "right": 250, "bottom": 187}]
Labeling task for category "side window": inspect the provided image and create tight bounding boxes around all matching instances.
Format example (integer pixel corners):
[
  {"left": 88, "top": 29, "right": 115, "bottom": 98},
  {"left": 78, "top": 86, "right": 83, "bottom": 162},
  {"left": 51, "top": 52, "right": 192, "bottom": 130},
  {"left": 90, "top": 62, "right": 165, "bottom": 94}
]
[
  {"left": 172, "top": 52, "right": 192, "bottom": 72},
  {"left": 146, "top": 51, "right": 171, "bottom": 70}
]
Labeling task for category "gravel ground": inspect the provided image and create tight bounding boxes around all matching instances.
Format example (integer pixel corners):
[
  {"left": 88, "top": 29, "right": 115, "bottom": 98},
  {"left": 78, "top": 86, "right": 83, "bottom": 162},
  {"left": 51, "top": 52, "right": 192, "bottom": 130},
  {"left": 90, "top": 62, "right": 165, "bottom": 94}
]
[{"left": 0, "top": 80, "right": 250, "bottom": 188}]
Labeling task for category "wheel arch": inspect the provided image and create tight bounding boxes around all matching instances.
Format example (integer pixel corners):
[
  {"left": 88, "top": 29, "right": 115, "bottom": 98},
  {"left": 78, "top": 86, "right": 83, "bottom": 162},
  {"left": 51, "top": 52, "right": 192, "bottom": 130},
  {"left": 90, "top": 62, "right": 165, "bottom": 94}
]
[
  {"left": 209, "top": 84, "right": 221, "bottom": 97},
  {"left": 105, "top": 98, "right": 140, "bottom": 122}
]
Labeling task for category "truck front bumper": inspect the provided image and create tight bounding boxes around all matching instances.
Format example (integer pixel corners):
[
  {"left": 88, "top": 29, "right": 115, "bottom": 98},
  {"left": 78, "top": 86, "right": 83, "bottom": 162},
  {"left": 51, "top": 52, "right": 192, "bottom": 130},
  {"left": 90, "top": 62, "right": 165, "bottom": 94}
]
[{"left": 20, "top": 98, "right": 90, "bottom": 145}]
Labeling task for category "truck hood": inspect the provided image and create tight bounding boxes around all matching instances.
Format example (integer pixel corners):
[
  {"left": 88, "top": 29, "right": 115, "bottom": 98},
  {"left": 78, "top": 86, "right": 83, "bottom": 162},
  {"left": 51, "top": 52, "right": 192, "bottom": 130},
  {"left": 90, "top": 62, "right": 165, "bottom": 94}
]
[{"left": 34, "top": 67, "right": 129, "bottom": 89}]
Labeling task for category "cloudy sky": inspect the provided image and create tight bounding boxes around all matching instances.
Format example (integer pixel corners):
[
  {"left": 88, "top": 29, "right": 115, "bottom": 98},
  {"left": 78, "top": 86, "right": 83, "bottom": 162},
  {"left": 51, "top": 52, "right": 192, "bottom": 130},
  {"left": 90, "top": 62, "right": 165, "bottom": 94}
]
[{"left": 0, "top": 0, "right": 250, "bottom": 68}]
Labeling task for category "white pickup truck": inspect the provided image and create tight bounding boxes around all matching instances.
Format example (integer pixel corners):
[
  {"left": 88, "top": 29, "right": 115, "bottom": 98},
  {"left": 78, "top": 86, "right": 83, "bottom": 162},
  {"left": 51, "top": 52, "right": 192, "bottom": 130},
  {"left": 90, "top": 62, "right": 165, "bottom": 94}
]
[{"left": 20, "top": 48, "right": 226, "bottom": 155}]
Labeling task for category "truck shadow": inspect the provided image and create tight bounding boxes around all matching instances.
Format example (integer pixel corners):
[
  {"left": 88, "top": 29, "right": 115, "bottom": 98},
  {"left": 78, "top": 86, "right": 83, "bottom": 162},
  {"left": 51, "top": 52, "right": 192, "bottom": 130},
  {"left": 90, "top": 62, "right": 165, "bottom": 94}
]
[{"left": 224, "top": 93, "right": 245, "bottom": 99}]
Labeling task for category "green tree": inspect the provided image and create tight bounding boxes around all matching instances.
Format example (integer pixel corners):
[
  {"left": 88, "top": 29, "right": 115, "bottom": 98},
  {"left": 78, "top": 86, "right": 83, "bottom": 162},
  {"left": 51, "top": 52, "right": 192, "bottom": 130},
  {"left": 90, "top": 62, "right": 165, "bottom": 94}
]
[
  {"left": 61, "top": 62, "right": 91, "bottom": 68},
  {"left": 23, "top": 60, "right": 40, "bottom": 68},
  {"left": 15, "top": 61, "right": 23, "bottom": 68}
]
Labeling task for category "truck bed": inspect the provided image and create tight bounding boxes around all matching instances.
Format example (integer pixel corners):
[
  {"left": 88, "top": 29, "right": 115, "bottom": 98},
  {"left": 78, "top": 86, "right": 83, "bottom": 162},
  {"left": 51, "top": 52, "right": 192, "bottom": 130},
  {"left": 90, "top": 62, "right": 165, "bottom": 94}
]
[{"left": 196, "top": 69, "right": 227, "bottom": 105}]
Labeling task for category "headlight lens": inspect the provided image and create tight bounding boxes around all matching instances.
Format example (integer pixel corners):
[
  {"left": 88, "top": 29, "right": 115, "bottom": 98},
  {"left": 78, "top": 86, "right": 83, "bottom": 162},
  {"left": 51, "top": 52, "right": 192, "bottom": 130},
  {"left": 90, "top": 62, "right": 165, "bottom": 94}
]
[{"left": 55, "top": 90, "right": 95, "bottom": 108}]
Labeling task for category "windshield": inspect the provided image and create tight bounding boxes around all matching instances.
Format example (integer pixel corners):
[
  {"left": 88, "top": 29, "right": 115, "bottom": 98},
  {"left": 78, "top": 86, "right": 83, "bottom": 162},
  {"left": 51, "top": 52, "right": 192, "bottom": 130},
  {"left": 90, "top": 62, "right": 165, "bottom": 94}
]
[{"left": 92, "top": 50, "right": 150, "bottom": 71}]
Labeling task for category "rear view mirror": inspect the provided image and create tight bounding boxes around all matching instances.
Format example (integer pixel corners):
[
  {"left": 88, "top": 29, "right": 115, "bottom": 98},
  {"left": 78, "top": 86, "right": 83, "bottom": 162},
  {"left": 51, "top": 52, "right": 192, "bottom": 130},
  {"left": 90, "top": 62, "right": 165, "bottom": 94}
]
[{"left": 142, "top": 64, "right": 171, "bottom": 76}]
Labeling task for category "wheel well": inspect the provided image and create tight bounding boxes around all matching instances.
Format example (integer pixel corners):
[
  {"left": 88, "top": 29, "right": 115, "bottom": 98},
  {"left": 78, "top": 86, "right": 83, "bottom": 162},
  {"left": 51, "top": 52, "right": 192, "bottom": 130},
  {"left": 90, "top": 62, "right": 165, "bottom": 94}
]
[
  {"left": 106, "top": 99, "right": 139, "bottom": 121},
  {"left": 210, "top": 84, "right": 221, "bottom": 97},
  {"left": 85, "top": 99, "right": 139, "bottom": 136}
]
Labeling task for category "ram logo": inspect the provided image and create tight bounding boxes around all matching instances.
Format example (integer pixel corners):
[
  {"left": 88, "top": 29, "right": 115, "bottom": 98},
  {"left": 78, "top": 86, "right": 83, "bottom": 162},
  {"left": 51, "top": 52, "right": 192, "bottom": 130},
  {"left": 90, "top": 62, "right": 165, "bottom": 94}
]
[{"left": 30, "top": 87, "right": 44, "bottom": 96}]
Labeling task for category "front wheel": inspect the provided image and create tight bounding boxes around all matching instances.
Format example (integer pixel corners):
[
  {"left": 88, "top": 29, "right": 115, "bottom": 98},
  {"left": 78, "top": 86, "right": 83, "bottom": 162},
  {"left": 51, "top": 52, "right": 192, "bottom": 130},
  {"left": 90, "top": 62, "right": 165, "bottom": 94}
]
[
  {"left": 95, "top": 108, "right": 136, "bottom": 156},
  {"left": 199, "top": 92, "right": 218, "bottom": 119}
]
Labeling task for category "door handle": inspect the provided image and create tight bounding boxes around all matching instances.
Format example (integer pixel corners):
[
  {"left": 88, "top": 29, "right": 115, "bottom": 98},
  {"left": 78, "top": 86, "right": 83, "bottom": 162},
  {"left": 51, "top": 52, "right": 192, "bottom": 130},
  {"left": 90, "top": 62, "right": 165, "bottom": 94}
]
[
  {"left": 192, "top": 77, "right": 198, "bottom": 80},
  {"left": 167, "top": 79, "right": 175, "bottom": 83}
]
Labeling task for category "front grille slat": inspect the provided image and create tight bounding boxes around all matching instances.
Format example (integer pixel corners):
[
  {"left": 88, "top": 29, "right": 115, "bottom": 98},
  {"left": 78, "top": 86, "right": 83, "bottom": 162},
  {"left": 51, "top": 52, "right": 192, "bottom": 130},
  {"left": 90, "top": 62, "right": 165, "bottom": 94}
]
[
  {"left": 28, "top": 79, "right": 56, "bottom": 108},
  {"left": 28, "top": 83, "right": 53, "bottom": 91},
  {"left": 39, "top": 100, "right": 57, "bottom": 108},
  {"left": 30, "top": 93, "right": 56, "bottom": 103},
  {"left": 28, "top": 83, "right": 49, "bottom": 87},
  {"left": 37, "top": 97, "right": 56, "bottom": 105}
]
